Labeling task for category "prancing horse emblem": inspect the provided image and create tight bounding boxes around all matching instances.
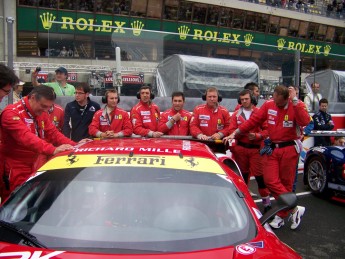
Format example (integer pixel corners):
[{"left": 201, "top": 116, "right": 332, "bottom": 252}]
[{"left": 185, "top": 157, "right": 199, "bottom": 168}]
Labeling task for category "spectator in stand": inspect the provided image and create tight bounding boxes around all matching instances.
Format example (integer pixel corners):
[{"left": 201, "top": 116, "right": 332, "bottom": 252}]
[
  {"left": 32, "top": 66, "right": 75, "bottom": 96},
  {"left": 190, "top": 87, "right": 230, "bottom": 153},
  {"left": 130, "top": 85, "right": 163, "bottom": 138},
  {"left": 158, "top": 91, "right": 192, "bottom": 136},
  {"left": 63, "top": 85, "right": 100, "bottom": 142},
  {"left": 13, "top": 80, "right": 25, "bottom": 104},
  {"left": 226, "top": 89, "right": 271, "bottom": 212},
  {"left": 225, "top": 85, "right": 311, "bottom": 230},
  {"left": 0, "top": 86, "right": 76, "bottom": 200},
  {"left": 312, "top": 98, "right": 334, "bottom": 146},
  {"left": 89, "top": 90, "right": 132, "bottom": 138},
  {"left": 304, "top": 82, "right": 322, "bottom": 113}
]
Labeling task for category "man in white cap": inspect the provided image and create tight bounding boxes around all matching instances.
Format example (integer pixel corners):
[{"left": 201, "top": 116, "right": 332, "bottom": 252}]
[
  {"left": 13, "top": 80, "right": 25, "bottom": 103},
  {"left": 32, "top": 66, "right": 75, "bottom": 96}
]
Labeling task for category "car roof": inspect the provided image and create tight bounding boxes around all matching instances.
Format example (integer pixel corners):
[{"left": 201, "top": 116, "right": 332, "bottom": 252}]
[{"left": 72, "top": 138, "right": 218, "bottom": 159}]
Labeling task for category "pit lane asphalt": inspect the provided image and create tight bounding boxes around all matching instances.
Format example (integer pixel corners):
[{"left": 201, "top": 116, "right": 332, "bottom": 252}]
[{"left": 250, "top": 173, "right": 345, "bottom": 259}]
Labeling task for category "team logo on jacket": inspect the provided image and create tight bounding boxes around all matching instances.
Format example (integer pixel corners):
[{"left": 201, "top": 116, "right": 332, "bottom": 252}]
[
  {"left": 141, "top": 111, "right": 150, "bottom": 116},
  {"left": 268, "top": 109, "right": 277, "bottom": 116},
  {"left": 89, "top": 106, "right": 96, "bottom": 111},
  {"left": 199, "top": 115, "right": 210, "bottom": 120}
]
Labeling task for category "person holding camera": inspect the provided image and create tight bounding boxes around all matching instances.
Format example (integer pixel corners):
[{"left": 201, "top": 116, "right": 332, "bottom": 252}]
[
  {"left": 32, "top": 66, "right": 75, "bottom": 96},
  {"left": 89, "top": 90, "right": 132, "bottom": 138}
]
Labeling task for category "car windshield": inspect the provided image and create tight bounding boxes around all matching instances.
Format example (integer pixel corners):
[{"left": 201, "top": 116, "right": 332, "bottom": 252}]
[{"left": 0, "top": 167, "right": 256, "bottom": 253}]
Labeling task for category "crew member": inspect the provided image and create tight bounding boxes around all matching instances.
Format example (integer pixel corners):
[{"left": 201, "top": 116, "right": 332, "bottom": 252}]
[
  {"left": 89, "top": 90, "right": 132, "bottom": 138},
  {"left": 158, "top": 91, "right": 191, "bottom": 136},
  {"left": 0, "top": 86, "right": 76, "bottom": 200},
  {"left": 130, "top": 85, "right": 163, "bottom": 138},
  {"left": 225, "top": 85, "right": 311, "bottom": 230},
  {"left": 228, "top": 89, "right": 271, "bottom": 211},
  {"left": 190, "top": 87, "right": 230, "bottom": 140}
]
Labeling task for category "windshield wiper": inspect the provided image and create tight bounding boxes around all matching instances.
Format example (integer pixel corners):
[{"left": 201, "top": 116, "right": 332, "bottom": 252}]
[{"left": 0, "top": 220, "right": 47, "bottom": 248}]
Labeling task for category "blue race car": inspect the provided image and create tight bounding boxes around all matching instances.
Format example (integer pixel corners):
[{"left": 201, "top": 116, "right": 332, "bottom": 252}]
[{"left": 303, "top": 145, "right": 345, "bottom": 200}]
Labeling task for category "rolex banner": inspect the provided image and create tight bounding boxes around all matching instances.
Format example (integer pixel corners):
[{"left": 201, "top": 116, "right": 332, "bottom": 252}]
[{"left": 17, "top": 7, "right": 344, "bottom": 57}]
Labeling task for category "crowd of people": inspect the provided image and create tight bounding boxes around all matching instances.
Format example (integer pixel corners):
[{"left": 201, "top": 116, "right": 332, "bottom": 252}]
[{"left": 0, "top": 64, "right": 343, "bottom": 232}]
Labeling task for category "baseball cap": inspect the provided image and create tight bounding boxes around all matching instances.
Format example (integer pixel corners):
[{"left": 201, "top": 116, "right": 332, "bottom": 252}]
[
  {"left": 55, "top": 66, "right": 68, "bottom": 75},
  {"left": 17, "top": 80, "right": 25, "bottom": 86}
]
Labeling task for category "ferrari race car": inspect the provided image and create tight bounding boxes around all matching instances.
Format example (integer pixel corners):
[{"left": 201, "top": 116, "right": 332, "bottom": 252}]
[
  {"left": 0, "top": 138, "right": 300, "bottom": 258},
  {"left": 304, "top": 145, "right": 345, "bottom": 201}
]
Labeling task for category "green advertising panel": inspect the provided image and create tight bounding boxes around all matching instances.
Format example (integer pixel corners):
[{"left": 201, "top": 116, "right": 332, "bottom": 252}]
[{"left": 17, "top": 7, "right": 343, "bottom": 58}]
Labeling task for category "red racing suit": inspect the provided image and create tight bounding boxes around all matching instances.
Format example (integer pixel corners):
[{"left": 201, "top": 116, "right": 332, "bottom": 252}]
[
  {"left": 238, "top": 99, "right": 311, "bottom": 218},
  {"left": 158, "top": 108, "right": 192, "bottom": 136},
  {"left": 190, "top": 104, "right": 231, "bottom": 138},
  {"left": 0, "top": 97, "right": 75, "bottom": 199},
  {"left": 48, "top": 103, "right": 64, "bottom": 132},
  {"left": 228, "top": 106, "right": 270, "bottom": 198},
  {"left": 89, "top": 107, "right": 133, "bottom": 137},
  {"left": 130, "top": 101, "right": 160, "bottom": 137}
]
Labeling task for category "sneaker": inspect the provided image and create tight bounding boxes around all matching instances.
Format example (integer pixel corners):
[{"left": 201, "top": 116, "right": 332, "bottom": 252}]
[
  {"left": 269, "top": 215, "right": 285, "bottom": 229},
  {"left": 290, "top": 206, "right": 305, "bottom": 230}
]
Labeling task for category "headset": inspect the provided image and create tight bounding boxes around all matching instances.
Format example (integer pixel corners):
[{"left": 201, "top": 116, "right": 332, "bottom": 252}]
[
  {"left": 237, "top": 89, "right": 257, "bottom": 105},
  {"left": 102, "top": 90, "right": 120, "bottom": 104},
  {"left": 136, "top": 86, "right": 155, "bottom": 100},
  {"left": 202, "top": 87, "right": 222, "bottom": 102}
]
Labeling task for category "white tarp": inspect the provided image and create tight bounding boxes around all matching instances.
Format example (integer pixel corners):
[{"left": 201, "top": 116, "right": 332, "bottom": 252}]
[{"left": 154, "top": 55, "right": 259, "bottom": 98}]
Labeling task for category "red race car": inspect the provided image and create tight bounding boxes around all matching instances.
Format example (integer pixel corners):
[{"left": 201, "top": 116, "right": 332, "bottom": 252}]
[{"left": 0, "top": 138, "right": 300, "bottom": 258}]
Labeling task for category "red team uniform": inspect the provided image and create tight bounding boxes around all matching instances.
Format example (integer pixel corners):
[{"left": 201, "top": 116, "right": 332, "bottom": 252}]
[
  {"left": 237, "top": 98, "right": 310, "bottom": 218},
  {"left": 130, "top": 101, "right": 160, "bottom": 137},
  {"left": 158, "top": 108, "right": 191, "bottom": 135},
  {"left": 0, "top": 97, "right": 75, "bottom": 196},
  {"left": 48, "top": 103, "right": 64, "bottom": 132},
  {"left": 89, "top": 107, "right": 133, "bottom": 137},
  {"left": 190, "top": 104, "right": 230, "bottom": 138}
]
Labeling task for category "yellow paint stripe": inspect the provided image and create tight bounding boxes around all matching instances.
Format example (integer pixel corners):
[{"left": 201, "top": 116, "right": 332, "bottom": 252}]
[{"left": 39, "top": 154, "right": 225, "bottom": 175}]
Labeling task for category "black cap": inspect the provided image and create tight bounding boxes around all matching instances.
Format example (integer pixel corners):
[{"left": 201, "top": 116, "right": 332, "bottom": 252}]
[{"left": 55, "top": 66, "right": 68, "bottom": 75}]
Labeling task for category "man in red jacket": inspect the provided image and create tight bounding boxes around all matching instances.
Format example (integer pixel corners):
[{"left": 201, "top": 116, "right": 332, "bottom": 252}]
[
  {"left": 228, "top": 89, "right": 271, "bottom": 211},
  {"left": 130, "top": 85, "right": 163, "bottom": 138},
  {"left": 0, "top": 86, "right": 76, "bottom": 200},
  {"left": 89, "top": 90, "right": 132, "bottom": 138},
  {"left": 48, "top": 103, "right": 64, "bottom": 132},
  {"left": 225, "top": 85, "right": 311, "bottom": 230},
  {"left": 158, "top": 91, "right": 191, "bottom": 136},
  {"left": 190, "top": 87, "right": 230, "bottom": 140}
]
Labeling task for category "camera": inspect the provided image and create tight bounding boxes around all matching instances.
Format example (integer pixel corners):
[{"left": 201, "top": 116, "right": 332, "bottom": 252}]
[{"left": 35, "top": 67, "right": 41, "bottom": 72}]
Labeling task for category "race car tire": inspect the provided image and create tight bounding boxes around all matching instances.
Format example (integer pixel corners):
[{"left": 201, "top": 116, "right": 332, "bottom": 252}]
[{"left": 306, "top": 156, "right": 329, "bottom": 196}]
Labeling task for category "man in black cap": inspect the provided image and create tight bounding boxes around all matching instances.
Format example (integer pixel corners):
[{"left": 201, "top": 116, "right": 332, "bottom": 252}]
[{"left": 32, "top": 66, "right": 75, "bottom": 96}]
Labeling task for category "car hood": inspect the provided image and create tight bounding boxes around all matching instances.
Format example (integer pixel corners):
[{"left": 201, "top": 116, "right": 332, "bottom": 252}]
[{"left": 0, "top": 234, "right": 300, "bottom": 258}]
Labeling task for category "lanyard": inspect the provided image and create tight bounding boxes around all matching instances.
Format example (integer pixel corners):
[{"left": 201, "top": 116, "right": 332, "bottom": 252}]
[
  {"left": 21, "top": 99, "right": 42, "bottom": 137},
  {"left": 58, "top": 83, "right": 66, "bottom": 96}
]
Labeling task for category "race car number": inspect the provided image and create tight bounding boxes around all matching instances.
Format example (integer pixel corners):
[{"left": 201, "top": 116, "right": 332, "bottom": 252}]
[{"left": 0, "top": 251, "right": 65, "bottom": 259}]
